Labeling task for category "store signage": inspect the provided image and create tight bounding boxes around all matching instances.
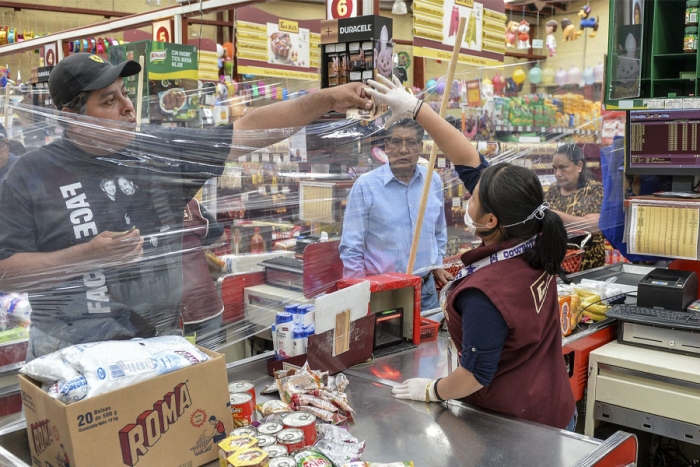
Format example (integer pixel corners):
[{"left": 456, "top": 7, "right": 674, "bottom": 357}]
[
  {"left": 44, "top": 43, "right": 57, "bottom": 67},
  {"left": 279, "top": 19, "right": 299, "bottom": 33},
  {"left": 150, "top": 50, "right": 167, "bottom": 62},
  {"left": 455, "top": 0, "right": 474, "bottom": 7},
  {"left": 321, "top": 15, "right": 390, "bottom": 44},
  {"left": 327, "top": 0, "right": 357, "bottom": 19},
  {"left": 153, "top": 19, "right": 173, "bottom": 43}
]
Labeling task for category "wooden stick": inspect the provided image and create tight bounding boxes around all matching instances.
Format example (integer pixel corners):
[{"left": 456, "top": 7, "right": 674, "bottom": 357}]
[
  {"left": 135, "top": 55, "right": 145, "bottom": 132},
  {"left": 406, "top": 16, "right": 466, "bottom": 275},
  {"left": 3, "top": 83, "right": 10, "bottom": 130}
]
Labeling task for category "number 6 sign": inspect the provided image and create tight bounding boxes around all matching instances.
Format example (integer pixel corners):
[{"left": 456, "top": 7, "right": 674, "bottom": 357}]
[{"left": 327, "top": 0, "right": 357, "bottom": 19}]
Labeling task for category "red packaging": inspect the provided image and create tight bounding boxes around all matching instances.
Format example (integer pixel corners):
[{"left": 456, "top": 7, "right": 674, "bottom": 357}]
[
  {"left": 230, "top": 392, "right": 255, "bottom": 427},
  {"left": 282, "top": 412, "right": 317, "bottom": 446},
  {"left": 229, "top": 380, "right": 257, "bottom": 407},
  {"left": 275, "top": 428, "right": 305, "bottom": 454}
]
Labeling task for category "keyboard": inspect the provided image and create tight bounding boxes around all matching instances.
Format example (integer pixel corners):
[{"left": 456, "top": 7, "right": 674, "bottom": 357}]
[
  {"left": 607, "top": 304, "right": 700, "bottom": 331},
  {"left": 259, "top": 255, "right": 304, "bottom": 272}
]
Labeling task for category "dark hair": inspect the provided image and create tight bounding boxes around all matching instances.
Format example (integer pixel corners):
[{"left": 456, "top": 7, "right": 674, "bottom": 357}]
[
  {"left": 8, "top": 140, "right": 25, "bottom": 155},
  {"left": 554, "top": 144, "right": 591, "bottom": 189},
  {"left": 386, "top": 118, "right": 425, "bottom": 141},
  {"left": 57, "top": 90, "right": 91, "bottom": 114},
  {"left": 477, "top": 163, "right": 569, "bottom": 280},
  {"left": 546, "top": 19, "right": 558, "bottom": 31}
]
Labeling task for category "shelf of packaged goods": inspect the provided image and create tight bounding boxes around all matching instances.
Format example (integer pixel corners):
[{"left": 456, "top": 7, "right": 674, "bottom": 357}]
[{"left": 494, "top": 125, "right": 600, "bottom": 135}]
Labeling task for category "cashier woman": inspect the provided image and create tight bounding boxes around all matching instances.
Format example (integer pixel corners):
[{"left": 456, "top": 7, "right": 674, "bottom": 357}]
[{"left": 366, "top": 76, "right": 576, "bottom": 431}]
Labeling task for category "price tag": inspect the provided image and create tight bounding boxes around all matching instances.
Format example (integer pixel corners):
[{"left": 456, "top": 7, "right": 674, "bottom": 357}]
[
  {"left": 437, "top": 157, "right": 446, "bottom": 168},
  {"left": 258, "top": 186, "right": 266, "bottom": 194},
  {"left": 238, "top": 155, "right": 246, "bottom": 162},
  {"left": 262, "top": 154, "right": 270, "bottom": 162},
  {"left": 282, "top": 186, "right": 291, "bottom": 194},
  {"left": 532, "top": 39, "right": 544, "bottom": 49},
  {"left": 271, "top": 185, "right": 279, "bottom": 194},
  {"left": 452, "top": 197, "right": 461, "bottom": 207},
  {"left": 273, "top": 155, "right": 281, "bottom": 163},
  {"left": 252, "top": 153, "right": 260, "bottom": 163},
  {"left": 462, "top": 200, "right": 468, "bottom": 210},
  {"left": 241, "top": 192, "right": 249, "bottom": 202}
]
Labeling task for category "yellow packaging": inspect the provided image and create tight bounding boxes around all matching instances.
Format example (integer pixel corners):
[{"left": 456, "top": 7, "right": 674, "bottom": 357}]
[
  {"left": 219, "top": 436, "right": 259, "bottom": 467},
  {"left": 558, "top": 295, "right": 579, "bottom": 336},
  {"left": 227, "top": 447, "right": 269, "bottom": 467}
]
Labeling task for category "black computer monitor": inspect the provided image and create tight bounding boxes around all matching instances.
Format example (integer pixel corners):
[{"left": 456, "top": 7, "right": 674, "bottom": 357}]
[{"left": 626, "top": 109, "right": 700, "bottom": 191}]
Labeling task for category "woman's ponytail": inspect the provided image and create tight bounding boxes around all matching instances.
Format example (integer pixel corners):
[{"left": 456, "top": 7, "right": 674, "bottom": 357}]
[{"left": 529, "top": 209, "right": 569, "bottom": 281}]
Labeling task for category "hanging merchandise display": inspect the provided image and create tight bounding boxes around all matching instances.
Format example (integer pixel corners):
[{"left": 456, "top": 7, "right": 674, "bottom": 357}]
[
  {"left": 541, "top": 67, "right": 555, "bottom": 85},
  {"left": 583, "top": 67, "right": 595, "bottom": 85},
  {"left": 527, "top": 65, "right": 542, "bottom": 85},
  {"left": 593, "top": 62, "right": 604, "bottom": 82},
  {"left": 236, "top": 7, "right": 321, "bottom": 81},
  {"left": 561, "top": 18, "right": 578, "bottom": 41},
  {"left": 110, "top": 41, "right": 199, "bottom": 123},
  {"left": 555, "top": 67, "right": 569, "bottom": 87},
  {"left": 577, "top": 5, "right": 599, "bottom": 38},
  {"left": 512, "top": 67, "right": 526, "bottom": 85},
  {"left": 568, "top": 65, "right": 582, "bottom": 85},
  {"left": 516, "top": 20, "right": 531, "bottom": 49},
  {"left": 412, "top": 0, "right": 505, "bottom": 64},
  {"left": 546, "top": 20, "right": 558, "bottom": 57},
  {"left": 492, "top": 73, "right": 506, "bottom": 96},
  {"left": 319, "top": 15, "right": 393, "bottom": 88}
]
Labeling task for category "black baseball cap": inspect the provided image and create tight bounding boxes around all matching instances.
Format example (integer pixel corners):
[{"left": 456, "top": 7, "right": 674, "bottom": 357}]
[{"left": 49, "top": 53, "right": 141, "bottom": 109}]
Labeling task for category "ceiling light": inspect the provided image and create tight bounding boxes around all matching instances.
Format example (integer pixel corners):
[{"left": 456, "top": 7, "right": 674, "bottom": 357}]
[{"left": 392, "top": 0, "right": 408, "bottom": 15}]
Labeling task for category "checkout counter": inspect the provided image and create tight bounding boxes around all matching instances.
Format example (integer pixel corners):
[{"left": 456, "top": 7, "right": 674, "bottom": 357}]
[{"left": 0, "top": 337, "right": 638, "bottom": 466}]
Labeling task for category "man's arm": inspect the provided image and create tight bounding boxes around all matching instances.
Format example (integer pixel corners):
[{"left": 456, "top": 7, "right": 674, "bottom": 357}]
[
  {"left": 228, "top": 83, "right": 372, "bottom": 160},
  {"left": 339, "top": 181, "right": 369, "bottom": 278},
  {"left": 0, "top": 230, "right": 144, "bottom": 292}
]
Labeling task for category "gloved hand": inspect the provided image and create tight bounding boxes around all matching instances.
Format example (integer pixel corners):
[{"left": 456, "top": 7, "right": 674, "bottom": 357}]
[
  {"left": 392, "top": 378, "right": 439, "bottom": 402},
  {"left": 366, "top": 74, "right": 420, "bottom": 128}
]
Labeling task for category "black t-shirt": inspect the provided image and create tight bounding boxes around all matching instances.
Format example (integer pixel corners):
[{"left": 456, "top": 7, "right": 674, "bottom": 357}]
[{"left": 0, "top": 126, "right": 230, "bottom": 344}]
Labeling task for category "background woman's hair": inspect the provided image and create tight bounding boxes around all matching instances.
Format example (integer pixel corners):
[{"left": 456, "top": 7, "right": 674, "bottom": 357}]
[
  {"left": 555, "top": 143, "right": 591, "bottom": 189},
  {"left": 477, "top": 163, "right": 569, "bottom": 279}
]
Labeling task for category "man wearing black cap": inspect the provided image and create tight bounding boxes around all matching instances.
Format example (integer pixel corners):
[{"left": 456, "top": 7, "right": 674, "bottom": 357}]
[
  {"left": 0, "top": 53, "right": 371, "bottom": 360},
  {"left": 0, "top": 123, "right": 18, "bottom": 181}
]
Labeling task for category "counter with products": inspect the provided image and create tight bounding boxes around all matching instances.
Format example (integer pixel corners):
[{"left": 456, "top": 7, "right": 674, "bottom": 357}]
[{"left": 0, "top": 337, "right": 638, "bottom": 466}]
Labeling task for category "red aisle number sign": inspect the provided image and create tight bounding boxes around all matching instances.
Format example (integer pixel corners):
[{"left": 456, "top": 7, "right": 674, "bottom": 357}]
[{"left": 327, "top": 0, "right": 357, "bottom": 19}]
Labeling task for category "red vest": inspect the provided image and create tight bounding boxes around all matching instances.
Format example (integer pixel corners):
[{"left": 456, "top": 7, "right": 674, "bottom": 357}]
[
  {"left": 445, "top": 239, "right": 575, "bottom": 429},
  {"left": 180, "top": 199, "right": 224, "bottom": 324}
]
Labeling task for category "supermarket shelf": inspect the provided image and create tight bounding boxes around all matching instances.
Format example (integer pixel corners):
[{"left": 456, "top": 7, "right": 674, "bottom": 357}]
[{"left": 494, "top": 125, "right": 599, "bottom": 135}]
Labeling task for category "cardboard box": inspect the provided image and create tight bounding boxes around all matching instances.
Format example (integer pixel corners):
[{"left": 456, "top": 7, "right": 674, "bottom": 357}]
[{"left": 20, "top": 347, "right": 233, "bottom": 467}]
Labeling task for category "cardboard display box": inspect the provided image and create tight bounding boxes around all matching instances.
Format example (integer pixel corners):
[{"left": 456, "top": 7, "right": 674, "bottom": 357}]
[{"left": 20, "top": 347, "right": 232, "bottom": 467}]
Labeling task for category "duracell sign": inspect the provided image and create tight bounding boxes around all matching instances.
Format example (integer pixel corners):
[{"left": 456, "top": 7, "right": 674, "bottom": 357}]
[{"left": 321, "top": 15, "right": 392, "bottom": 44}]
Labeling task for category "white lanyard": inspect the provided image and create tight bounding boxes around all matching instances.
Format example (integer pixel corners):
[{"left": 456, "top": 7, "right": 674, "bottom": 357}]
[{"left": 441, "top": 236, "right": 537, "bottom": 314}]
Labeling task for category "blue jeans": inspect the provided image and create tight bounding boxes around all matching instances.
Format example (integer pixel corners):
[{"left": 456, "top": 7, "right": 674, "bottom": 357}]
[
  {"left": 566, "top": 408, "right": 578, "bottom": 432},
  {"left": 421, "top": 275, "right": 439, "bottom": 311}
]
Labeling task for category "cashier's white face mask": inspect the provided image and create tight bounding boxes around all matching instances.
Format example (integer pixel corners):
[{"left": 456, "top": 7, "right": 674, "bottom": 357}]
[{"left": 463, "top": 200, "right": 489, "bottom": 235}]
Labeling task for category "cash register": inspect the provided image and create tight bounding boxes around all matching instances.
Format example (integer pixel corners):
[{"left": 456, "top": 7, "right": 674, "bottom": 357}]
[{"left": 607, "top": 268, "right": 700, "bottom": 356}]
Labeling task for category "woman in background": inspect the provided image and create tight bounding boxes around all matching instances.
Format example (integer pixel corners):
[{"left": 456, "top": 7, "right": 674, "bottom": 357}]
[{"left": 545, "top": 144, "right": 605, "bottom": 270}]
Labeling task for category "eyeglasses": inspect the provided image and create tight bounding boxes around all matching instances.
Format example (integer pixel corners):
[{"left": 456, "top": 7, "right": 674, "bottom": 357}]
[{"left": 386, "top": 137, "right": 420, "bottom": 150}]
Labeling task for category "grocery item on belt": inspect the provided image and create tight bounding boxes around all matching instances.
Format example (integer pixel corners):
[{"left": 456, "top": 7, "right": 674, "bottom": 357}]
[
  {"left": 261, "top": 444, "right": 288, "bottom": 458},
  {"left": 231, "top": 392, "right": 256, "bottom": 427},
  {"left": 292, "top": 448, "right": 334, "bottom": 467},
  {"left": 312, "top": 389, "right": 355, "bottom": 414},
  {"left": 21, "top": 336, "right": 209, "bottom": 404},
  {"left": 268, "top": 455, "right": 295, "bottom": 467},
  {"left": 315, "top": 424, "right": 365, "bottom": 466},
  {"left": 297, "top": 405, "right": 347, "bottom": 425},
  {"left": 291, "top": 393, "right": 338, "bottom": 413},
  {"left": 226, "top": 447, "right": 269, "bottom": 467},
  {"left": 259, "top": 399, "right": 292, "bottom": 416},
  {"left": 230, "top": 427, "right": 258, "bottom": 438},
  {"left": 254, "top": 434, "right": 276, "bottom": 447},
  {"left": 219, "top": 436, "right": 259, "bottom": 467}
]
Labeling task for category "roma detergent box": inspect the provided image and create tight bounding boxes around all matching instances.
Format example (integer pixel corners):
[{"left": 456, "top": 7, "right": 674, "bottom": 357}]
[{"left": 20, "top": 347, "right": 232, "bottom": 467}]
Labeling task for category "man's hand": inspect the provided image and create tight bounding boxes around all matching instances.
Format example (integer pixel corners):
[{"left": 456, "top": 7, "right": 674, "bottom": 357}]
[
  {"left": 433, "top": 268, "right": 454, "bottom": 287},
  {"left": 84, "top": 229, "right": 144, "bottom": 266},
  {"left": 392, "top": 378, "right": 439, "bottom": 402},
  {"left": 365, "top": 74, "right": 419, "bottom": 128},
  {"left": 328, "top": 82, "right": 373, "bottom": 113}
]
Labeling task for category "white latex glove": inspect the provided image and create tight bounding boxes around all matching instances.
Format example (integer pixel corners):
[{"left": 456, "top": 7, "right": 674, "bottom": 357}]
[
  {"left": 366, "top": 74, "right": 420, "bottom": 128},
  {"left": 392, "top": 378, "right": 439, "bottom": 402}
]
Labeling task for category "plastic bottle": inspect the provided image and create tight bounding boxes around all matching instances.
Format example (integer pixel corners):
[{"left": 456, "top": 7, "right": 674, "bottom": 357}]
[
  {"left": 275, "top": 312, "right": 294, "bottom": 360},
  {"left": 319, "top": 231, "right": 329, "bottom": 242},
  {"left": 297, "top": 305, "right": 315, "bottom": 328},
  {"left": 285, "top": 304, "right": 300, "bottom": 327},
  {"left": 250, "top": 227, "right": 265, "bottom": 254},
  {"left": 292, "top": 328, "right": 307, "bottom": 356}
]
